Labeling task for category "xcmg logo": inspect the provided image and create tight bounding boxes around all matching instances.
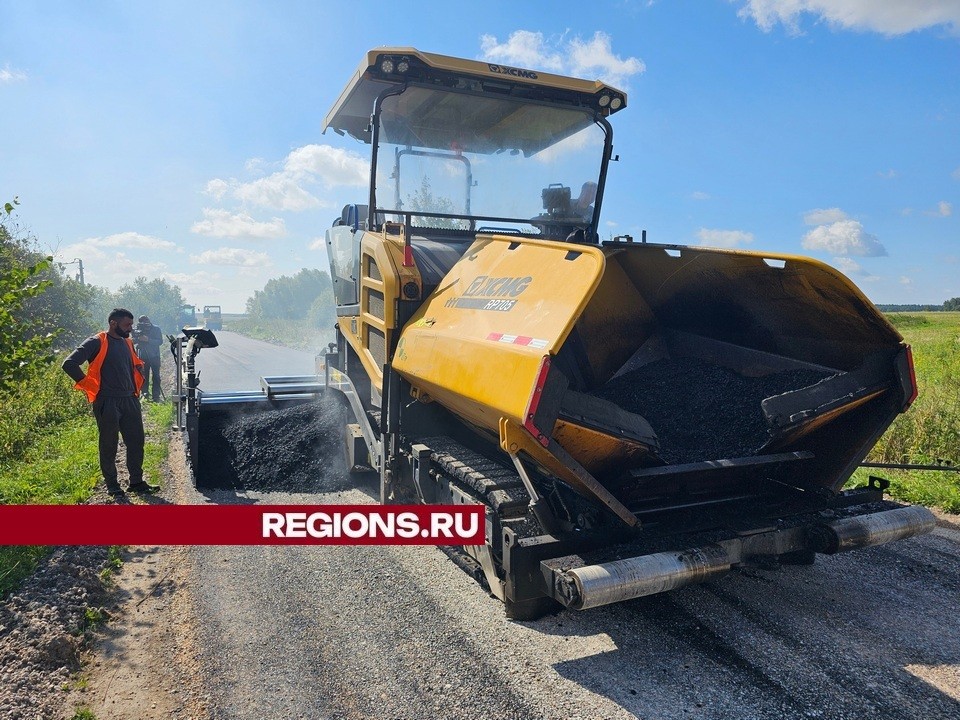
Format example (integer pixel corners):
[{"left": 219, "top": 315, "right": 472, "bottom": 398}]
[
  {"left": 463, "top": 275, "right": 532, "bottom": 298},
  {"left": 444, "top": 275, "right": 533, "bottom": 312},
  {"left": 487, "top": 63, "right": 538, "bottom": 80}
]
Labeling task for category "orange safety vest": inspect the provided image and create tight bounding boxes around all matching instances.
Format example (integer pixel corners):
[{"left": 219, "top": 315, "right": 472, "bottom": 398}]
[{"left": 74, "top": 331, "right": 145, "bottom": 402}]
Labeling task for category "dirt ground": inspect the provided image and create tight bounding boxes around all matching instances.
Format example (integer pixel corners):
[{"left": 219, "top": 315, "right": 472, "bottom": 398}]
[{"left": 61, "top": 433, "right": 211, "bottom": 720}]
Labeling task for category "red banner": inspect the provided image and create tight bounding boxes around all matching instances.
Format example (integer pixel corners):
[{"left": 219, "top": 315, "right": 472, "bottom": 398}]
[{"left": 0, "top": 505, "right": 485, "bottom": 545}]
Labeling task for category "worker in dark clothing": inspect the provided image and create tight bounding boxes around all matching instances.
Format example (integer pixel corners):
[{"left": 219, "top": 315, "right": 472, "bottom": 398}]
[
  {"left": 133, "top": 315, "right": 164, "bottom": 402},
  {"left": 62, "top": 308, "right": 159, "bottom": 497}
]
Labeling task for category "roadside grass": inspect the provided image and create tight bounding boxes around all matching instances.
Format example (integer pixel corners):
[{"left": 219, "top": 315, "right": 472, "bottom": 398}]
[
  {"left": 142, "top": 399, "right": 174, "bottom": 487},
  {"left": 227, "top": 316, "right": 334, "bottom": 354},
  {"left": 847, "top": 312, "right": 960, "bottom": 513},
  {"left": 0, "top": 360, "right": 175, "bottom": 598}
]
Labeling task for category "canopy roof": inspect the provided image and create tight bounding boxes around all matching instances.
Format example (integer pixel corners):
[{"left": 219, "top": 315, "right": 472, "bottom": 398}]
[{"left": 324, "top": 48, "right": 626, "bottom": 156}]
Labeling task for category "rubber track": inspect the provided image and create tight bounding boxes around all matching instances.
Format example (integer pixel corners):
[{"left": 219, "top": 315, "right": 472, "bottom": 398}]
[{"left": 419, "top": 436, "right": 530, "bottom": 517}]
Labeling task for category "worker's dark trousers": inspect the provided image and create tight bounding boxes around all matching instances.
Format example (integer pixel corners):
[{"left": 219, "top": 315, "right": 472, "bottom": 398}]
[
  {"left": 92, "top": 396, "right": 144, "bottom": 490},
  {"left": 141, "top": 355, "right": 161, "bottom": 401}
]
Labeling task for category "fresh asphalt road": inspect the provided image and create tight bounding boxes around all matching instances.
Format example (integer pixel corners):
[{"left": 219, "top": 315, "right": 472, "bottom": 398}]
[
  {"left": 179, "top": 332, "right": 960, "bottom": 720},
  {"left": 192, "top": 330, "right": 317, "bottom": 392}
]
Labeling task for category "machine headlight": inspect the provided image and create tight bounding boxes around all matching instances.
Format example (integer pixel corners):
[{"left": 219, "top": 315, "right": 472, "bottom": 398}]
[
  {"left": 380, "top": 58, "right": 395, "bottom": 74},
  {"left": 610, "top": 96, "right": 623, "bottom": 110},
  {"left": 598, "top": 94, "right": 611, "bottom": 108},
  {"left": 397, "top": 57, "right": 410, "bottom": 74}
]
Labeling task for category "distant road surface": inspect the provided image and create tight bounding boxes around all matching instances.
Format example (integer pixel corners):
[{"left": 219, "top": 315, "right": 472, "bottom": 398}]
[{"left": 192, "top": 330, "right": 317, "bottom": 392}]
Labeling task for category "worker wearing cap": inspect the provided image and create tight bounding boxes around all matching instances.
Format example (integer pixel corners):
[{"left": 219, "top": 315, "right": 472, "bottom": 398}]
[
  {"left": 62, "top": 308, "right": 159, "bottom": 497},
  {"left": 133, "top": 315, "right": 164, "bottom": 402}
]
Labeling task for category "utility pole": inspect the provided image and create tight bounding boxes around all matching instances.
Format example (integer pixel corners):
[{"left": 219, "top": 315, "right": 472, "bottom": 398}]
[{"left": 64, "top": 257, "right": 85, "bottom": 284}]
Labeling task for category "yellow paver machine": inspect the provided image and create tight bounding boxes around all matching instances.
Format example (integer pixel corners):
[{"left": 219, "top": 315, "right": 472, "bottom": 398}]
[{"left": 188, "top": 49, "right": 935, "bottom": 618}]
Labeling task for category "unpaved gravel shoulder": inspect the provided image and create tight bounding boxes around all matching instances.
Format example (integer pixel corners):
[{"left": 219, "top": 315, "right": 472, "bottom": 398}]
[
  {"left": 0, "top": 546, "right": 110, "bottom": 720},
  {"left": 61, "top": 543, "right": 210, "bottom": 720},
  {"left": 61, "top": 431, "right": 211, "bottom": 720}
]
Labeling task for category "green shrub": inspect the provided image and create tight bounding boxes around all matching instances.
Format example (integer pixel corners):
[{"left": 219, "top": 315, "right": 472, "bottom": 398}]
[{"left": 0, "top": 361, "right": 90, "bottom": 464}]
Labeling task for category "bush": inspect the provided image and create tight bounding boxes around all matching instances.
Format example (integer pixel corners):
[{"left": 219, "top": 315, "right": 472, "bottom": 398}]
[{"left": 0, "top": 361, "right": 90, "bottom": 464}]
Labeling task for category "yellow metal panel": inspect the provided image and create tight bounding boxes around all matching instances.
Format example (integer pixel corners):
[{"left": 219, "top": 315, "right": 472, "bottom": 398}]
[
  {"left": 499, "top": 418, "right": 638, "bottom": 527},
  {"left": 552, "top": 420, "right": 656, "bottom": 478},
  {"left": 393, "top": 235, "right": 606, "bottom": 432},
  {"left": 610, "top": 244, "right": 901, "bottom": 371},
  {"left": 574, "top": 256, "right": 657, "bottom": 385},
  {"left": 343, "top": 227, "right": 424, "bottom": 394}
]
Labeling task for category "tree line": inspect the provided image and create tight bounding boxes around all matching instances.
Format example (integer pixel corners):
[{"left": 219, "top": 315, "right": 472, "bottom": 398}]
[
  {"left": 877, "top": 300, "right": 960, "bottom": 312},
  {"left": 245, "top": 267, "right": 335, "bottom": 328},
  {"left": 2, "top": 199, "right": 337, "bottom": 391}
]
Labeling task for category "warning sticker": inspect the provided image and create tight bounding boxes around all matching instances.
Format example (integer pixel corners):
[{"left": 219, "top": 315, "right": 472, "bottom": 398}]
[{"left": 486, "top": 333, "right": 549, "bottom": 350}]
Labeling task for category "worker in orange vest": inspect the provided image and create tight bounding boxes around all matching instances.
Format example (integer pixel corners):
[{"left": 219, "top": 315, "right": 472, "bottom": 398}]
[{"left": 62, "top": 308, "right": 160, "bottom": 498}]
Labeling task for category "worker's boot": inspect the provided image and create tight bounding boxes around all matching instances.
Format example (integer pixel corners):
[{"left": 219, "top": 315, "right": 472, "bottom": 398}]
[
  {"left": 105, "top": 478, "right": 124, "bottom": 498},
  {"left": 128, "top": 479, "right": 160, "bottom": 494}
]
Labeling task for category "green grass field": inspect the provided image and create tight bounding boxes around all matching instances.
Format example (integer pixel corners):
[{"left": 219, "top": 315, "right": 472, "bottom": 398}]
[{"left": 848, "top": 312, "right": 960, "bottom": 512}]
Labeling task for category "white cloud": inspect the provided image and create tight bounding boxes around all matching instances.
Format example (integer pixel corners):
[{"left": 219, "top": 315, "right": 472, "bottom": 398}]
[
  {"left": 0, "top": 64, "right": 27, "bottom": 84},
  {"left": 206, "top": 144, "right": 367, "bottom": 212},
  {"left": 86, "top": 231, "right": 176, "bottom": 250},
  {"left": 921, "top": 200, "right": 953, "bottom": 216},
  {"left": 696, "top": 228, "right": 755, "bottom": 247},
  {"left": 691, "top": 191, "right": 711, "bottom": 200},
  {"left": 54, "top": 232, "right": 176, "bottom": 264},
  {"left": 877, "top": 169, "right": 897, "bottom": 179},
  {"left": 480, "top": 30, "right": 645, "bottom": 88},
  {"left": 833, "top": 257, "right": 863, "bottom": 275},
  {"left": 802, "top": 219, "right": 887, "bottom": 256},
  {"left": 953, "top": 166, "right": 960, "bottom": 180},
  {"left": 110, "top": 253, "right": 168, "bottom": 277},
  {"left": 189, "top": 247, "right": 272, "bottom": 267},
  {"left": 245, "top": 157, "right": 267, "bottom": 173},
  {"left": 54, "top": 241, "right": 106, "bottom": 263},
  {"left": 233, "top": 173, "right": 322, "bottom": 211},
  {"left": 480, "top": 31, "right": 564, "bottom": 72},
  {"left": 900, "top": 275, "right": 913, "bottom": 285},
  {"left": 308, "top": 237, "right": 327, "bottom": 251},
  {"left": 282, "top": 145, "right": 369, "bottom": 187},
  {"left": 190, "top": 208, "right": 285, "bottom": 239},
  {"left": 737, "top": 0, "right": 960, "bottom": 36},
  {"left": 803, "top": 207, "right": 848, "bottom": 225},
  {"left": 567, "top": 32, "right": 647, "bottom": 87},
  {"left": 204, "top": 179, "right": 229, "bottom": 201},
  {"left": 65, "top": 251, "right": 168, "bottom": 285},
  {"left": 163, "top": 270, "right": 223, "bottom": 293}
]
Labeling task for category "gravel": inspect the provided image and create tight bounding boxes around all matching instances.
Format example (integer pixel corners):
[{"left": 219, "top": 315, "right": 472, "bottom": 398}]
[
  {"left": 591, "top": 358, "right": 833, "bottom": 463},
  {"left": 188, "top": 491, "right": 960, "bottom": 720},
  {"left": 0, "top": 546, "right": 112, "bottom": 720}
]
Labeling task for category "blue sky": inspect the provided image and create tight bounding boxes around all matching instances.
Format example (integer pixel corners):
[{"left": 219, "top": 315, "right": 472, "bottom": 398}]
[{"left": 1, "top": 0, "right": 958, "bottom": 312}]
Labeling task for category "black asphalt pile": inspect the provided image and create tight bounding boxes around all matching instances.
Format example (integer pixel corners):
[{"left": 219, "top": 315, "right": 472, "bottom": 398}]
[
  {"left": 197, "top": 395, "right": 350, "bottom": 492},
  {"left": 591, "top": 357, "right": 834, "bottom": 464}
]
